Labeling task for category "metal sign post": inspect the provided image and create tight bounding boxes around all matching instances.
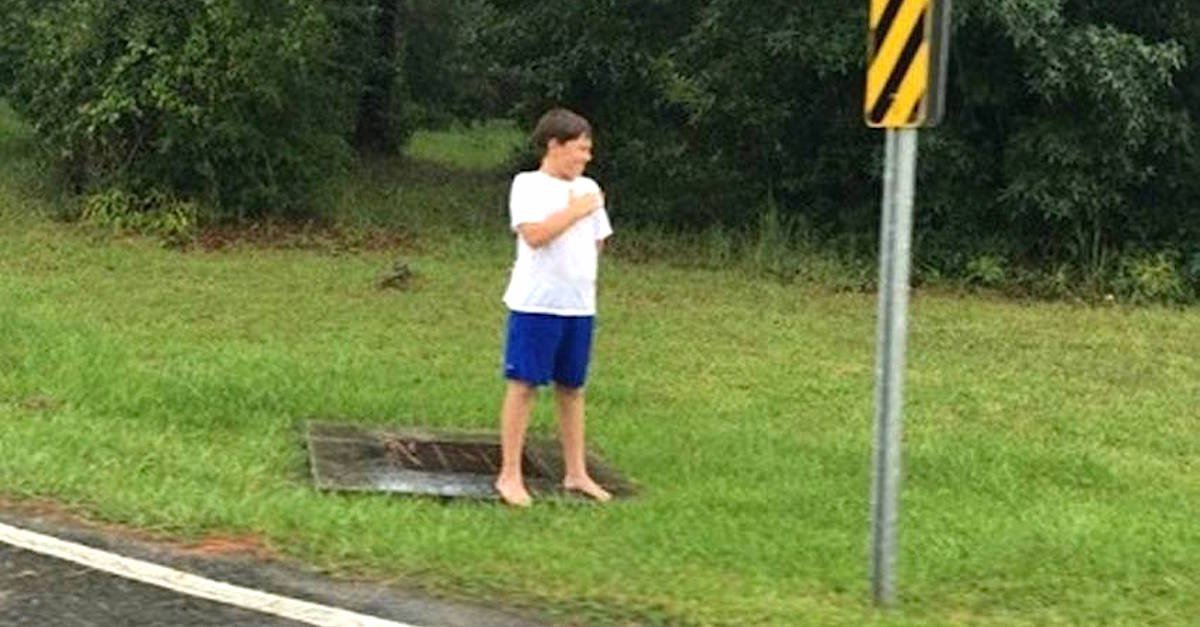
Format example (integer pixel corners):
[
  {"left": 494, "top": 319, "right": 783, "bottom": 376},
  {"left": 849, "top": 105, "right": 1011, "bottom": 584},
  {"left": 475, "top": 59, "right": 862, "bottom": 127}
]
[
  {"left": 864, "top": 0, "right": 950, "bottom": 607},
  {"left": 869, "top": 128, "right": 917, "bottom": 606}
]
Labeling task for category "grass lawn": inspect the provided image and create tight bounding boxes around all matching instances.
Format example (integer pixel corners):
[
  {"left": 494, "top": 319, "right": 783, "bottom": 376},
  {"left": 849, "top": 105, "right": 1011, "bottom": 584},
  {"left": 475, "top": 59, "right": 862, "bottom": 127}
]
[{"left": 2, "top": 102, "right": 1199, "bottom": 625}]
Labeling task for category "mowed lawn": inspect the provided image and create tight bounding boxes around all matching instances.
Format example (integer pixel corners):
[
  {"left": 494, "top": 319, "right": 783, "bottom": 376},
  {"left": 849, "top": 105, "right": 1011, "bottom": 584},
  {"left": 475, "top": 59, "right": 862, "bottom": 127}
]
[{"left": 2, "top": 107, "right": 1199, "bottom": 625}]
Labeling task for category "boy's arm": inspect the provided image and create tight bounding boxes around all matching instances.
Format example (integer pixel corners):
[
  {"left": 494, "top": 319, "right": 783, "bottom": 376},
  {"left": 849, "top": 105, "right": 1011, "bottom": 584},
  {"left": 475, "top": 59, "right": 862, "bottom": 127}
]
[
  {"left": 516, "top": 191, "right": 603, "bottom": 248},
  {"left": 594, "top": 199, "right": 613, "bottom": 253}
]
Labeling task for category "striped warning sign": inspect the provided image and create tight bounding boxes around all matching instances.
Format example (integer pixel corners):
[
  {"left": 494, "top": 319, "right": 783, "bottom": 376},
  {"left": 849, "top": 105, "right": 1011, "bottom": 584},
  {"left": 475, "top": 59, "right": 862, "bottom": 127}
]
[{"left": 865, "top": 0, "right": 950, "bottom": 128}]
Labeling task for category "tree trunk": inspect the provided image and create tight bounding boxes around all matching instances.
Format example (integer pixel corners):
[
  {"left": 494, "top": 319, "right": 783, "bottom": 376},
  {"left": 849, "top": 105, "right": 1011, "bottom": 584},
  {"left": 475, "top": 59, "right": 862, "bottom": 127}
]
[{"left": 354, "top": 0, "right": 402, "bottom": 154}]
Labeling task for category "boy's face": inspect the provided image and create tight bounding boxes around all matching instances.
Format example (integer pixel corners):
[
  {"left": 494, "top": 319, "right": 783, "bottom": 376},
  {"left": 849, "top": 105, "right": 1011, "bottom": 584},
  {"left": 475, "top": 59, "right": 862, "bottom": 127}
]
[{"left": 545, "top": 134, "right": 593, "bottom": 180}]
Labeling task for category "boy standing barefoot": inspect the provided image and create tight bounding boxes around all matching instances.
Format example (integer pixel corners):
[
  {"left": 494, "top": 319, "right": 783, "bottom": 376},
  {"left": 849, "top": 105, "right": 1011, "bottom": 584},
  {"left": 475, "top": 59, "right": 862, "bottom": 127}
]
[{"left": 494, "top": 108, "right": 613, "bottom": 507}]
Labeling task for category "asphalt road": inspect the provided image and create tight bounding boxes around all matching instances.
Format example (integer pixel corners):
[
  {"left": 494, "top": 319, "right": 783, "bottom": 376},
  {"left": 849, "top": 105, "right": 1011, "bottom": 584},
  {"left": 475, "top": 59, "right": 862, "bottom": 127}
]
[
  {"left": 0, "top": 506, "right": 541, "bottom": 627},
  {"left": 0, "top": 543, "right": 304, "bottom": 626}
]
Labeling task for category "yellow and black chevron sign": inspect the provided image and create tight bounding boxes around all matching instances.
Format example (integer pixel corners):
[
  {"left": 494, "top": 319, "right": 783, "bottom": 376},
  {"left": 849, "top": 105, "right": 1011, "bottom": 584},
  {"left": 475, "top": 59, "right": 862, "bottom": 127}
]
[{"left": 865, "top": 0, "right": 950, "bottom": 128}]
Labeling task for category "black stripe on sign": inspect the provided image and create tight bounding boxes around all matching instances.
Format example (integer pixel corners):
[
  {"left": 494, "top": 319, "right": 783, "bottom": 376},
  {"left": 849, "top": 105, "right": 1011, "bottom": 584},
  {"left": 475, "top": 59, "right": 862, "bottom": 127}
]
[
  {"left": 869, "top": 13, "right": 925, "bottom": 124},
  {"left": 907, "top": 96, "right": 923, "bottom": 123},
  {"left": 873, "top": 0, "right": 905, "bottom": 52}
]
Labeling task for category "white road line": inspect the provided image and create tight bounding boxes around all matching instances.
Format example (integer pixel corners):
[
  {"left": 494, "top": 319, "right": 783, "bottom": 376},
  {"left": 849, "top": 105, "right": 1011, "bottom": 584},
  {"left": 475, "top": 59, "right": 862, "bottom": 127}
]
[{"left": 0, "top": 520, "right": 419, "bottom": 627}]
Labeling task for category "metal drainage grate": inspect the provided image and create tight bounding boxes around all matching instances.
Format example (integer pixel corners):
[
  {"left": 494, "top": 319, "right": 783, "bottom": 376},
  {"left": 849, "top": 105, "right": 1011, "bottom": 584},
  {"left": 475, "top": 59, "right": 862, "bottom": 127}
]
[{"left": 306, "top": 421, "right": 634, "bottom": 501}]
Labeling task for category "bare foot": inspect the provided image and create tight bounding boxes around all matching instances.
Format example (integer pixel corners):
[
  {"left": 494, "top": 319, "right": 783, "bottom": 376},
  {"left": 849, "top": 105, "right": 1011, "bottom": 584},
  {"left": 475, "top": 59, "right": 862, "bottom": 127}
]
[
  {"left": 562, "top": 476, "right": 612, "bottom": 502},
  {"left": 494, "top": 478, "right": 532, "bottom": 507}
]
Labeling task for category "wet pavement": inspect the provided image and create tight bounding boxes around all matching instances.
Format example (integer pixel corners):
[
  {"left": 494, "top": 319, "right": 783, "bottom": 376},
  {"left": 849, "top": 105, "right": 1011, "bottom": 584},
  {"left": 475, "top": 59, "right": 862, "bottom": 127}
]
[
  {"left": 0, "top": 505, "right": 542, "bottom": 627},
  {"left": 1, "top": 544, "right": 304, "bottom": 626}
]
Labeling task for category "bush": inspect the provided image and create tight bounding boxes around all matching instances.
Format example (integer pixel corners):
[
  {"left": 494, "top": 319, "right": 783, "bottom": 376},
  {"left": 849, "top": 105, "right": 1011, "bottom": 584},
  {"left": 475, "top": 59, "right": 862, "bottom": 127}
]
[
  {"left": 1, "top": 0, "right": 383, "bottom": 221},
  {"left": 81, "top": 188, "right": 198, "bottom": 247},
  {"left": 481, "top": 0, "right": 1199, "bottom": 300},
  {"left": 964, "top": 254, "right": 1008, "bottom": 288},
  {"left": 1115, "top": 251, "right": 1187, "bottom": 304}
]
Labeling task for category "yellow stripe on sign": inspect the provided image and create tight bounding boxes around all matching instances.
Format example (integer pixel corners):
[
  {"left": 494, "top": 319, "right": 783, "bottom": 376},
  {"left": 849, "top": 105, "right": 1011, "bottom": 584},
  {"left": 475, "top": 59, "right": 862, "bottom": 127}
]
[
  {"left": 881, "top": 40, "right": 929, "bottom": 126},
  {"left": 869, "top": 0, "right": 887, "bottom": 28},
  {"left": 865, "top": 0, "right": 928, "bottom": 112}
]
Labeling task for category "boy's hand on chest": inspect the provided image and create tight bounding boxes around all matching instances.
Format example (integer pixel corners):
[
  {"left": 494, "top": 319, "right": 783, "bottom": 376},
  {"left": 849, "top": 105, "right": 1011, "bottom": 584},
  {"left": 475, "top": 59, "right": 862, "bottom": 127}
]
[{"left": 567, "top": 189, "right": 603, "bottom": 219}]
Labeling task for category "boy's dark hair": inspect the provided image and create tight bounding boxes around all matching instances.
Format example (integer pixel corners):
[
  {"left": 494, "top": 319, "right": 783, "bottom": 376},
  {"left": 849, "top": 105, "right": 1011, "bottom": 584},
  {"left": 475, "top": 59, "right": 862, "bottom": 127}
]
[{"left": 531, "top": 108, "right": 591, "bottom": 153}]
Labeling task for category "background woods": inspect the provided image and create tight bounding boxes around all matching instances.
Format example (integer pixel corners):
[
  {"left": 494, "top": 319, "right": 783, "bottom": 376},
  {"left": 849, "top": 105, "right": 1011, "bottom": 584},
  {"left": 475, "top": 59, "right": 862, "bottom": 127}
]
[{"left": 2, "top": 0, "right": 1198, "bottom": 299}]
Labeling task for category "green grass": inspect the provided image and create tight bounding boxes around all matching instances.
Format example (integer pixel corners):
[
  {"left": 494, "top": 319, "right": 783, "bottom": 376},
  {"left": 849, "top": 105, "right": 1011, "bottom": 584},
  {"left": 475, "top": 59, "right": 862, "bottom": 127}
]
[
  {"left": 406, "top": 120, "right": 526, "bottom": 171},
  {"left": 2, "top": 104, "right": 1200, "bottom": 625}
]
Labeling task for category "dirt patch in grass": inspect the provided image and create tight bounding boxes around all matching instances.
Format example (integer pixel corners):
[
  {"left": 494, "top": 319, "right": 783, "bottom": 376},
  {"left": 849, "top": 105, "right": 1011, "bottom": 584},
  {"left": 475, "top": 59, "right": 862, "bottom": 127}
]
[
  {"left": 0, "top": 495, "right": 280, "bottom": 561},
  {"left": 178, "top": 534, "right": 275, "bottom": 559},
  {"left": 192, "top": 221, "right": 416, "bottom": 254}
]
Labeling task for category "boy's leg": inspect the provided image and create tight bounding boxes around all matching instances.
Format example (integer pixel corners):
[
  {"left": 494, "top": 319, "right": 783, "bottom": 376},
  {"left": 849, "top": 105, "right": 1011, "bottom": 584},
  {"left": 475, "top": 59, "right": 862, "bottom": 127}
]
[
  {"left": 555, "top": 384, "right": 611, "bottom": 502},
  {"left": 496, "top": 311, "right": 558, "bottom": 507},
  {"left": 552, "top": 315, "right": 611, "bottom": 502},
  {"left": 496, "top": 380, "right": 537, "bottom": 506}
]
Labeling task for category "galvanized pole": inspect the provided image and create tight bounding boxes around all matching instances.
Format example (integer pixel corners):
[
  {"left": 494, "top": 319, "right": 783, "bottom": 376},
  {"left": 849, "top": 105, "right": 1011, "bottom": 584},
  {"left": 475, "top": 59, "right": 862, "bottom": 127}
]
[{"left": 869, "top": 128, "right": 917, "bottom": 606}]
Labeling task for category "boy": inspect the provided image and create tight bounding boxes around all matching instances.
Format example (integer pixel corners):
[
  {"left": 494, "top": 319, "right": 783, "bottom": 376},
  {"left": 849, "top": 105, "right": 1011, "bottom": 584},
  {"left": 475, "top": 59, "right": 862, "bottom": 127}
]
[{"left": 494, "top": 108, "right": 613, "bottom": 507}]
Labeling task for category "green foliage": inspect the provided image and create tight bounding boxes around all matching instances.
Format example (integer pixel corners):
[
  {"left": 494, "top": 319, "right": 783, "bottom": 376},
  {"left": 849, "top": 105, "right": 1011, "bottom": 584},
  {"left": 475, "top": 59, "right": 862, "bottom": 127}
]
[
  {"left": 1115, "top": 250, "right": 1188, "bottom": 303},
  {"left": 482, "top": 1, "right": 707, "bottom": 224},
  {"left": 353, "top": 0, "right": 411, "bottom": 154},
  {"left": 0, "top": 0, "right": 380, "bottom": 221},
  {"left": 964, "top": 254, "right": 1008, "bottom": 288},
  {"left": 80, "top": 188, "right": 198, "bottom": 247},
  {"left": 480, "top": 0, "right": 1200, "bottom": 300},
  {"left": 405, "top": 120, "right": 523, "bottom": 170},
  {"left": 971, "top": 5, "right": 1189, "bottom": 268},
  {"left": 4, "top": 0, "right": 1199, "bottom": 300},
  {"left": 0, "top": 0, "right": 29, "bottom": 91},
  {"left": 401, "top": 0, "right": 505, "bottom": 127}
]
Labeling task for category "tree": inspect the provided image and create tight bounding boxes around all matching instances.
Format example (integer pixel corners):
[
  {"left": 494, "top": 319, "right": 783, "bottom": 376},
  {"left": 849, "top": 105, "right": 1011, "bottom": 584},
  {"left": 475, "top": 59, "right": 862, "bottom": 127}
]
[
  {"left": 482, "top": 0, "right": 1199, "bottom": 291},
  {"left": 1, "top": 0, "right": 380, "bottom": 220}
]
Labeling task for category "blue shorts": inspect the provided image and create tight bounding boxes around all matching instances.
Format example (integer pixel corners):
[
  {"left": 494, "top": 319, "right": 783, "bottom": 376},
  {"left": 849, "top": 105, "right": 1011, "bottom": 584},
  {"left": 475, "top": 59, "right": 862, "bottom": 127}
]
[{"left": 503, "top": 312, "right": 594, "bottom": 388}]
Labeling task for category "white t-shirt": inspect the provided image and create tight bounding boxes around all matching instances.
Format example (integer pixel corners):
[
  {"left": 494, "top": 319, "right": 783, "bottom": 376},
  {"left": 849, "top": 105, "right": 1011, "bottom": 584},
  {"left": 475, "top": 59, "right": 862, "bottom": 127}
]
[{"left": 502, "top": 170, "right": 613, "bottom": 316}]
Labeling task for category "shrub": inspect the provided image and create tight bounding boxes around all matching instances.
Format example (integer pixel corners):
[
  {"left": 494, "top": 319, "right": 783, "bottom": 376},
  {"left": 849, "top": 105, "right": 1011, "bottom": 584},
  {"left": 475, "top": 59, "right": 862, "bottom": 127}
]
[
  {"left": 964, "top": 254, "right": 1008, "bottom": 288},
  {"left": 81, "top": 187, "right": 198, "bottom": 246},
  {"left": 481, "top": 0, "right": 1199, "bottom": 299},
  {"left": 2, "top": 0, "right": 382, "bottom": 221},
  {"left": 1115, "top": 251, "right": 1187, "bottom": 303}
]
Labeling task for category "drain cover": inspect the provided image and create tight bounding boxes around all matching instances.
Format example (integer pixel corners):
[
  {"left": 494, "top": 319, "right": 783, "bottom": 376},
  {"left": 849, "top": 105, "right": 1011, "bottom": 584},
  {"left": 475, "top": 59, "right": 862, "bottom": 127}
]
[{"left": 306, "top": 421, "right": 634, "bottom": 500}]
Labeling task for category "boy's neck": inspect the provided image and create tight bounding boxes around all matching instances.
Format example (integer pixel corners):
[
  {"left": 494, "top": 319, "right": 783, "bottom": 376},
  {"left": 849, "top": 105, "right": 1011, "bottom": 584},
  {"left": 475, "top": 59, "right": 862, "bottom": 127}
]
[{"left": 538, "top": 162, "right": 574, "bottom": 181}]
